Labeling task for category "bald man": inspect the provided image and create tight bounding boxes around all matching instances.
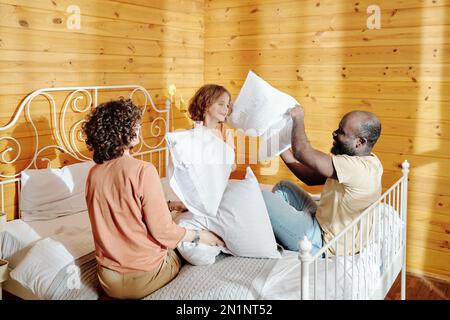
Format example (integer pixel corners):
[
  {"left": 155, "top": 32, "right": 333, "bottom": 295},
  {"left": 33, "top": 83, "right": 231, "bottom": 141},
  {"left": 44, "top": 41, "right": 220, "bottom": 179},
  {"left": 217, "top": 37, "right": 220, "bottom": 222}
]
[{"left": 262, "top": 106, "right": 383, "bottom": 255}]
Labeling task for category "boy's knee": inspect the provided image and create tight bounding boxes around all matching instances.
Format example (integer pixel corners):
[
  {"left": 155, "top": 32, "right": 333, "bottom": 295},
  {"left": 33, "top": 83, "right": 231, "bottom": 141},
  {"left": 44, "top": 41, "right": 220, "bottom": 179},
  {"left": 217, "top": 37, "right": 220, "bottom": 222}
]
[
  {"left": 261, "top": 190, "right": 282, "bottom": 209},
  {"left": 272, "top": 180, "right": 295, "bottom": 193}
]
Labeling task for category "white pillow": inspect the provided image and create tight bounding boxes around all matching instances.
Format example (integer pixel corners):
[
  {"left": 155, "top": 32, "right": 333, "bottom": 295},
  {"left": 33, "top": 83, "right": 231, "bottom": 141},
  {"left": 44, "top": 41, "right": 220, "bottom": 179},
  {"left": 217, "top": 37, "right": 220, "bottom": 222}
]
[
  {"left": 258, "top": 116, "right": 293, "bottom": 161},
  {"left": 10, "top": 237, "right": 75, "bottom": 298},
  {"left": 175, "top": 212, "right": 222, "bottom": 266},
  {"left": 1, "top": 220, "right": 41, "bottom": 267},
  {"left": 166, "top": 126, "right": 234, "bottom": 217},
  {"left": 20, "top": 161, "right": 95, "bottom": 221},
  {"left": 227, "top": 70, "right": 298, "bottom": 160},
  {"left": 208, "top": 167, "right": 281, "bottom": 259}
]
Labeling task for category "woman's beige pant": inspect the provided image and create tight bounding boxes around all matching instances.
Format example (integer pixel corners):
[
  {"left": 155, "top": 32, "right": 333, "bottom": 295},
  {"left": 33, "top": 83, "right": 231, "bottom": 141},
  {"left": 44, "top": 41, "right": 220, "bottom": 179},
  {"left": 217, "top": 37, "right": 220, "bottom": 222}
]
[{"left": 97, "top": 249, "right": 181, "bottom": 299}]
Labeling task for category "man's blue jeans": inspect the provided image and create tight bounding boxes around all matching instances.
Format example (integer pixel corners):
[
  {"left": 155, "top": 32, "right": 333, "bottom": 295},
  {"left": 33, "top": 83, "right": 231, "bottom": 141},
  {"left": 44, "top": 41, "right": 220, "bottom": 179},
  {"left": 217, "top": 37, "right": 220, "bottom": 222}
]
[{"left": 262, "top": 180, "right": 323, "bottom": 255}]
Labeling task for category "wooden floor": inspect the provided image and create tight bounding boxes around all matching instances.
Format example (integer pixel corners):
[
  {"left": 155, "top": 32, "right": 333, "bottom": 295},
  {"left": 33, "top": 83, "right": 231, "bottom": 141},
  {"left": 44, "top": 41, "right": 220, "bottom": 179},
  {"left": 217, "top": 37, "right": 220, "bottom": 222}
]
[
  {"left": 2, "top": 272, "right": 449, "bottom": 300},
  {"left": 385, "top": 273, "right": 450, "bottom": 300}
]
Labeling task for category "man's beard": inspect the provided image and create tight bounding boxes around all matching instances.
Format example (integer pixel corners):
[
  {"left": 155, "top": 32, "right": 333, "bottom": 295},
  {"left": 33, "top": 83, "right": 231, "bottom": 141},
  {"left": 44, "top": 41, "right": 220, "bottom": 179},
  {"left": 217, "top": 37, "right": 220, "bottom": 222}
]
[{"left": 331, "top": 139, "right": 356, "bottom": 156}]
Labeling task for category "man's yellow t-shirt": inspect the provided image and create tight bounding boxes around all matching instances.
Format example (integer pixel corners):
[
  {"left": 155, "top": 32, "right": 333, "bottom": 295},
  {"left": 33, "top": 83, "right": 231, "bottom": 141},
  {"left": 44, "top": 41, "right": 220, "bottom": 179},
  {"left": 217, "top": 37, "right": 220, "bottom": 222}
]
[{"left": 316, "top": 153, "right": 383, "bottom": 255}]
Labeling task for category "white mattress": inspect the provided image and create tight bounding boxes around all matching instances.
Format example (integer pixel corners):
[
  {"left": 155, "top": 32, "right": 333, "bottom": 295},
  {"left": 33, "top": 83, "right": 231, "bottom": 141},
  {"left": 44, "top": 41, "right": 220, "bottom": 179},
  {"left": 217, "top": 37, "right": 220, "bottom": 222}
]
[{"left": 2, "top": 179, "right": 381, "bottom": 300}]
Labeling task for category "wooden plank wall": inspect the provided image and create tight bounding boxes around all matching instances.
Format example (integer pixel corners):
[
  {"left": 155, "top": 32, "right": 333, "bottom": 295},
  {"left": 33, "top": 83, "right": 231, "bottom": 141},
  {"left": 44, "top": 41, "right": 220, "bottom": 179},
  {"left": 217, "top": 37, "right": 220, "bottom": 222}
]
[
  {"left": 204, "top": 0, "right": 450, "bottom": 281},
  {"left": 0, "top": 0, "right": 204, "bottom": 219},
  {"left": 1, "top": 0, "right": 448, "bottom": 283}
]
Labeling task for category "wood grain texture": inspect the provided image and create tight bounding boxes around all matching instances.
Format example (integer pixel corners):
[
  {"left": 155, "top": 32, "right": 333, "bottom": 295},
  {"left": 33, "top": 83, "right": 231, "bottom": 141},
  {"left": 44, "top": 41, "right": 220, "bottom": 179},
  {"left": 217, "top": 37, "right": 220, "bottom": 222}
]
[
  {"left": 386, "top": 272, "right": 450, "bottom": 299},
  {"left": 1, "top": 0, "right": 448, "bottom": 282},
  {"left": 205, "top": 0, "right": 450, "bottom": 280},
  {"left": 0, "top": 0, "right": 204, "bottom": 219}
]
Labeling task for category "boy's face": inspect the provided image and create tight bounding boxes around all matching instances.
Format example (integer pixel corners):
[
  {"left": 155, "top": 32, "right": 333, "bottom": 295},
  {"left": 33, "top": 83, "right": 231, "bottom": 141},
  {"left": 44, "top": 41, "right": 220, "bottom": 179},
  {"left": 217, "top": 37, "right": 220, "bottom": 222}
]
[{"left": 207, "top": 92, "right": 230, "bottom": 123}]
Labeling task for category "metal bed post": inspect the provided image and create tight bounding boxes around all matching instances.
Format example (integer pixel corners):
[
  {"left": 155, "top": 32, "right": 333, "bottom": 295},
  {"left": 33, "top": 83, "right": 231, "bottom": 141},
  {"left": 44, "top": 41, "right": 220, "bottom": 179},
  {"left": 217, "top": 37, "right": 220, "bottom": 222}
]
[
  {"left": 0, "top": 212, "right": 7, "bottom": 300},
  {"left": 400, "top": 160, "right": 410, "bottom": 300},
  {"left": 165, "top": 98, "right": 171, "bottom": 175},
  {"left": 299, "top": 236, "right": 313, "bottom": 300}
]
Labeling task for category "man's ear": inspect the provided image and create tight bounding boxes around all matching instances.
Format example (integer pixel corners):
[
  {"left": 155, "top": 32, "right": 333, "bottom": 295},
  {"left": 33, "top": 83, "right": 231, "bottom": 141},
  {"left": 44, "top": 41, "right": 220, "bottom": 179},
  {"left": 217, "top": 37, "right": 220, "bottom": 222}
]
[{"left": 356, "top": 137, "right": 367, "bottom": 148}]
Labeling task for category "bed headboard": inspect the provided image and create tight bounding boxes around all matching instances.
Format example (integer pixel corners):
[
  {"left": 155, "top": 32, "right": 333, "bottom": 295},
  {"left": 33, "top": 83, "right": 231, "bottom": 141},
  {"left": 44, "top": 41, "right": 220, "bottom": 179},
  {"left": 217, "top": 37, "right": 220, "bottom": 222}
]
[{"left": 0, "top": 85, "right": 171, "bottom": 220}]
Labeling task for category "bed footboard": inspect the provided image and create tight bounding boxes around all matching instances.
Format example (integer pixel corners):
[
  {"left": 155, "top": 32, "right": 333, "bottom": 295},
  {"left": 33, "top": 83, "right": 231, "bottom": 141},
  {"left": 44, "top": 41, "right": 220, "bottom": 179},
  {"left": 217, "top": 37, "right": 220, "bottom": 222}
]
[{"left": 299, "top": 160, "right": 410, "bottom": 300}]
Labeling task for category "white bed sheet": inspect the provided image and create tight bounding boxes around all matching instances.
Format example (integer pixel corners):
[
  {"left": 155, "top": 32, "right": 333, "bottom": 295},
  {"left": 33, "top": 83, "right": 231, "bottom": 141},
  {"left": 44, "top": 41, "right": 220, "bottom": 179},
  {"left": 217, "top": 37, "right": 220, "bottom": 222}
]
[
  {"left": 260, "top": 248, "right": 382, "bottom": 300},
  {"left": 3, "top": 179, "right": 373, "bottom": 300}
]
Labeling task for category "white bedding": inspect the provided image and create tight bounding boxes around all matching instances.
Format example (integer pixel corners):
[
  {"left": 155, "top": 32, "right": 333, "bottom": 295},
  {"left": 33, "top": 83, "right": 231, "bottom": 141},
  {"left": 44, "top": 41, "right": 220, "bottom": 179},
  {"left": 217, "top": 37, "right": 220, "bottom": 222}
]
[
  {"left": 2, "top": 180, "right": 272, "bottom": 265},
  {"left": 2, "top": 211, "right": 94, "bottom": 299},
  {"left": 2, "top": 179, "right": 395, "bottom": 300},
  {"left": 260, "top": 248, "right": 381, "bottom": 300},
  {"left": 2, "top": 211, "right": 92, "bottom": 268}
]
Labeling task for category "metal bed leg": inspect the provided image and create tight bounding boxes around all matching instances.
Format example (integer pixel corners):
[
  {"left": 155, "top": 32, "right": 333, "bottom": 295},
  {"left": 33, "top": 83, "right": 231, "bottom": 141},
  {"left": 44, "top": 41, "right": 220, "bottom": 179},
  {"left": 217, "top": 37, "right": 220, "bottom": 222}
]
[{"left": 401, "top": 160, "right": 410, "bottom": 300}]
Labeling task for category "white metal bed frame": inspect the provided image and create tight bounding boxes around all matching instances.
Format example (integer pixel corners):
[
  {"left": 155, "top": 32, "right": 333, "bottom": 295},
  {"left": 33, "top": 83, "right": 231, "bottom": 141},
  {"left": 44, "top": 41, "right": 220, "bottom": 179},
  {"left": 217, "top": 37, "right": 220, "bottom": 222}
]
[
  {"left": 0, "top": 85, "right": 171, "bottom": 300},
  {"left": 0, "top": 85, "right": 171, "bottom": 215},
  {"left": 0, "top": 85, "right": 409, "bottom": 300}
]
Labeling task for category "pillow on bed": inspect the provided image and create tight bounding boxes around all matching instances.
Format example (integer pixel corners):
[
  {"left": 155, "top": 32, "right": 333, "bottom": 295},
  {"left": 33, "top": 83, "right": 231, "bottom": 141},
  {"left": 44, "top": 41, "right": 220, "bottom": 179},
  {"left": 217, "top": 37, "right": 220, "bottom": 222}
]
[
  {"left": 166, "top": 126, "right": 234, "bottom": 217},
  {"left": 227, "top": 70, "right": 299, "bottom": 160},
  {"left": 21, "top": 161, "right": 95, "bottom": 221},
  {"left": 208, "top": 167, "right": 281, "bottom": 259},
  {"left": 9, "top": 237, "right": 75, "bottom": 298},
  {"left": 1, "top": 219, "right": 41, "bottom": 267},
  {"left": 175, "top": 212, "right": 222, "bottom": 265}
]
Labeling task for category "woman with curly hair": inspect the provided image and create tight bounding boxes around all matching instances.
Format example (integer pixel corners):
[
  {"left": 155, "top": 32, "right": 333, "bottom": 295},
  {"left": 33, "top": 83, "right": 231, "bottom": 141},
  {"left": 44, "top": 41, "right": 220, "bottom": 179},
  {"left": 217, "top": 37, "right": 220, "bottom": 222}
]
[{"left": 83, "top": 99, "right": 223, "bottom": 299}]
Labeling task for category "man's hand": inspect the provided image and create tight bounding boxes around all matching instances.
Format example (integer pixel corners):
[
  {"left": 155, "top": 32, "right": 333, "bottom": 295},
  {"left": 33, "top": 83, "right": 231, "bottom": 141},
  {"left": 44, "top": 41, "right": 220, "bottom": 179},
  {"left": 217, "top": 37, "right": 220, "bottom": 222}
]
[
  {"left": 280, "top": 149, "right": 299, "bottom": 164},
  {"left": 290, "top": 104, "right": 305, "bottom": 120},
  {"left": 168, "top": 200, "right": 188, "bottom": 212},
  {"left": 289, "top": 103, "right": 336, "bottom": 180}
]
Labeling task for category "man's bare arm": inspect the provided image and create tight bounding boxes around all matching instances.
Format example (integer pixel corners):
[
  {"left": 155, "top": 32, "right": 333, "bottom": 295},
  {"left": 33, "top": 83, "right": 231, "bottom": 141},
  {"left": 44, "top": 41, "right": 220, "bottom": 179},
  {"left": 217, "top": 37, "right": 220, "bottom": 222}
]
[
  {"left": 290, "top": 106, "right": 337, "bottom": 179},
  {"left": 280, "top": 150, "right": 327, "bottom": 185}
]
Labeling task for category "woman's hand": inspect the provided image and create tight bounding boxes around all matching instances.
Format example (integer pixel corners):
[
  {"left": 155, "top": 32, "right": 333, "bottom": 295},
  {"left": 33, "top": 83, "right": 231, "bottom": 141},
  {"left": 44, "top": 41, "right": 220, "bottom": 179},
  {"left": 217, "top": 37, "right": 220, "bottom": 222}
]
[
  {"left": 200, "top": 230, "right": 225, "bottom": 247},
  {"left": 168, "top": 200, "right": 188, "bottom": 212}
]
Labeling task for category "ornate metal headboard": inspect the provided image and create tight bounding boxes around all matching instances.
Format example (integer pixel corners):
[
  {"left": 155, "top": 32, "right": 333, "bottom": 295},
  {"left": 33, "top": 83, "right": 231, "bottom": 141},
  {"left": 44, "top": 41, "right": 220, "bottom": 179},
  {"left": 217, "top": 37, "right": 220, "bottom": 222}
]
[{"left": 0, "top": 85, "right": 171, "bottom": 219}]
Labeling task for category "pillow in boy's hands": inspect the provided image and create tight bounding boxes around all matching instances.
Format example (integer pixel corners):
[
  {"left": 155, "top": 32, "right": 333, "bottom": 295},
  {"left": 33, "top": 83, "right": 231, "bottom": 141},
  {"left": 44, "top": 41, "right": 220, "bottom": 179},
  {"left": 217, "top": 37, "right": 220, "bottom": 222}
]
[
  {"left": 227, "top": 70, "right": 299, "bottom": 161},
  {"left": 166, "top": 126, "right": 234, "bottom": 218}
]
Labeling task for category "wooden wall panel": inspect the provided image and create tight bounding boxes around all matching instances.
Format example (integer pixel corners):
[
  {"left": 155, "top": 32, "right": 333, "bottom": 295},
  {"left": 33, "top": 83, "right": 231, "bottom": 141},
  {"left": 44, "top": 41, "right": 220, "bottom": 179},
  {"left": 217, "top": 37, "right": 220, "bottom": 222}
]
[
  {"left": 0, "top": 0, "right": 204, "bottom": 219},
  {"left": 205, "top": 1, "right": 450, "bottom": 281},
  {"left": 1, "top": 0, "right": 448, "bottom": 284}
]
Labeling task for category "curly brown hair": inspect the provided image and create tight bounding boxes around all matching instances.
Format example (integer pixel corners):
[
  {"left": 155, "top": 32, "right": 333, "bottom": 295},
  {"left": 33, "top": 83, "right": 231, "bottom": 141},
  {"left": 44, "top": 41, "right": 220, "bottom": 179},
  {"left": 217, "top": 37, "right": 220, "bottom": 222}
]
[
  {"left": 82, "top": 99, "right": 142, "bottom": 164},
  {"left": 188, "top": 84, "right": 231, "bottom": 123}
]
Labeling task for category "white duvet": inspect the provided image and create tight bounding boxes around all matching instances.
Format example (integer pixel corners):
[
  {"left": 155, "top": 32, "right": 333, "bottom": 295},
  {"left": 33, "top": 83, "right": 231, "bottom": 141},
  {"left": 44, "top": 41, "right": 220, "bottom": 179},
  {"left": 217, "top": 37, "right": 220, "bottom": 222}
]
[
  {"left": 261, "top": 248, "right": 381, "bottom": 300},
  {"left": 2, "top": 180, "right": 398, "bottom": 300}
]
